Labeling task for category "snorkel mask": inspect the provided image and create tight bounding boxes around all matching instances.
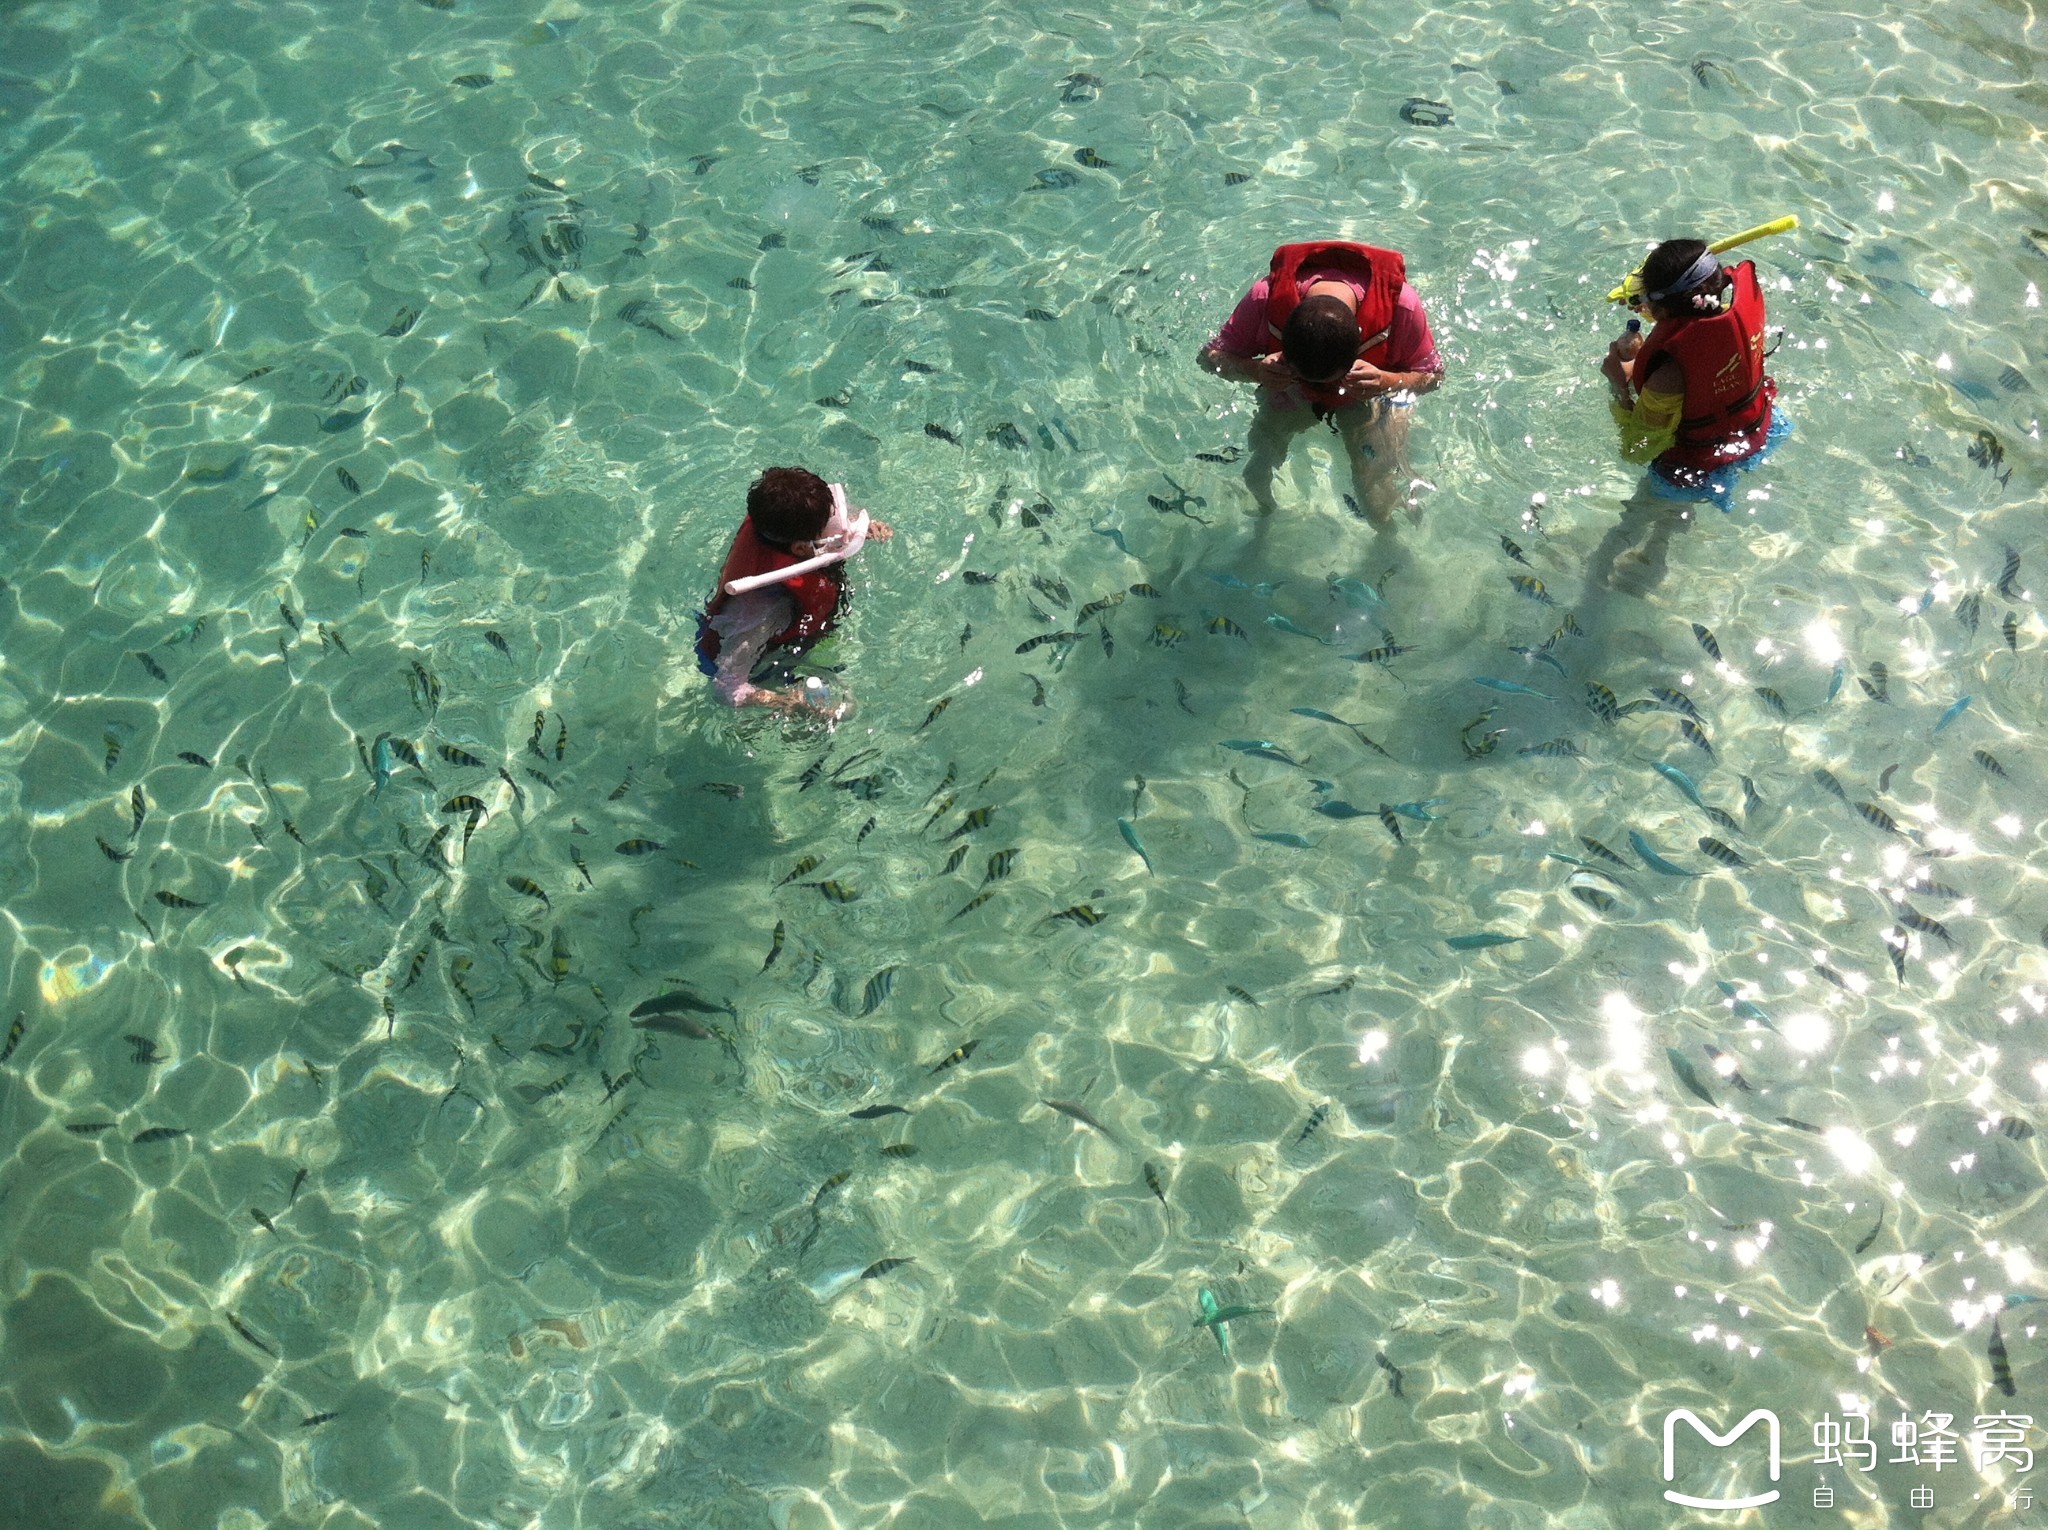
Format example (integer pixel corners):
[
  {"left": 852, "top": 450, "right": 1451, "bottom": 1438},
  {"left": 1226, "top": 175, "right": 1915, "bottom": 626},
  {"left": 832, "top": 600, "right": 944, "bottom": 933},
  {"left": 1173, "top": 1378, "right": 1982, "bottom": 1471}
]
[
  {"left": 724, "top": 483, "right": 872, "bottom": 597},
  {"left": 1607, "top": 215, "right": 1799, "bottom": 306}
]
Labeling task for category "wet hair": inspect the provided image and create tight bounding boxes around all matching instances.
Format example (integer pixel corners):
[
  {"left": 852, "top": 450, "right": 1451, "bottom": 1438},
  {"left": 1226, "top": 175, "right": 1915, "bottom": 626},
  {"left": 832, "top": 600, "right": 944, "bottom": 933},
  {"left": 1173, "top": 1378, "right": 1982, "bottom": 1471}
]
[
  {"left": 746, "top": 466, "right": 832, "bottom": 545},
  {"left": 1640, "top": 238, "right": 1725, "bottom": 313},
  {"left": 1280, "top": 294, "right": 1361, "bottom": 382}
]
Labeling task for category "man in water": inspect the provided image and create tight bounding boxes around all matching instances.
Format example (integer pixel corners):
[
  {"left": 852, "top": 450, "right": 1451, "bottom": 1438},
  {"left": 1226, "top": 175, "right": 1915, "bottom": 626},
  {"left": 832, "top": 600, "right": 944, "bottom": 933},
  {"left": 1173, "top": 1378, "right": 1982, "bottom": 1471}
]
[{"left": 1199, "top": 238, "right": 1445, "bottom": 522}]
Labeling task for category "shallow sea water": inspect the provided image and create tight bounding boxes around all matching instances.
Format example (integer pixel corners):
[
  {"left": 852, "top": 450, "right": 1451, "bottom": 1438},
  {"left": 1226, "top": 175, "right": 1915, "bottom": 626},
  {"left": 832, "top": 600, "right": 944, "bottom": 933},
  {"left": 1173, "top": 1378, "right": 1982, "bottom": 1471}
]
[{"left": 1, "top": 0, "right": 2045, "bottom": 1526}]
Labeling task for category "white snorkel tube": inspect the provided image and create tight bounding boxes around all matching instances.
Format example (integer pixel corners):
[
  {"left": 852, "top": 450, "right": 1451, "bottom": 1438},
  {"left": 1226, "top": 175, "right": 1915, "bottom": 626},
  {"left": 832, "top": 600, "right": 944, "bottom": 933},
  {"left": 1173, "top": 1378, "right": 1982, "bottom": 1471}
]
[{"left": 724, "top": 483, "right": 871, "bottom": 597}]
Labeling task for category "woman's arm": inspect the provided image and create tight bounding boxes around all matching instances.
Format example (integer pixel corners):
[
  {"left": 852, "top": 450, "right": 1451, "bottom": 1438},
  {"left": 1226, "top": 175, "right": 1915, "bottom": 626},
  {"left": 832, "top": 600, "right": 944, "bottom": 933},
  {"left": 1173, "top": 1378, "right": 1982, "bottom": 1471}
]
[{"left": 1608, "top": 356, "right": 1685, "bottom": 463}]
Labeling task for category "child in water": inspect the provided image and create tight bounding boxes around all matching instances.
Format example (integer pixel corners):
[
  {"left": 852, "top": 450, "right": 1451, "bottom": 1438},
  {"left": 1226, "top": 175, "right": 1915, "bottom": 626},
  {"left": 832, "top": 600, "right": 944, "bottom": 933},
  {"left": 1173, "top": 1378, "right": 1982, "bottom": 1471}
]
[
  {"left": 696, "top": 466, "right": 891, "bottom": 714},
  {"left": 1600, "top": 236, "right": 1783, "bottom": 500}
]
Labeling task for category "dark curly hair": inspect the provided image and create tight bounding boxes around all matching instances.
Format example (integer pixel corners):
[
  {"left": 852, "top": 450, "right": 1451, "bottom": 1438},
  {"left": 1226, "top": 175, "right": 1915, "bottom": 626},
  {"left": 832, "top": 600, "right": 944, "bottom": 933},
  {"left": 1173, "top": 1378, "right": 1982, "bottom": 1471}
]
[
  {"left": 1641, "top": 238, "right": 1726, "bottom": 313},
  {"left": 746, "top": 467, "right": 833, "bottom": 545}
]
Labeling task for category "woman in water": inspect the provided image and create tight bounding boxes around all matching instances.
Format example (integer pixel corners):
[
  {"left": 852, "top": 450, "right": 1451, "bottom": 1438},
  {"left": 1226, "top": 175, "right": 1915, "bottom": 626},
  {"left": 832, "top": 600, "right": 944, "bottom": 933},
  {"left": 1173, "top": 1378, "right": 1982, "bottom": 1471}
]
[
  {"left": 1585, "top": 236, "right": 1787, "bottom": 595},
  {"left": 1600, "top": 236, "right": 1779, "bottom": 495}
]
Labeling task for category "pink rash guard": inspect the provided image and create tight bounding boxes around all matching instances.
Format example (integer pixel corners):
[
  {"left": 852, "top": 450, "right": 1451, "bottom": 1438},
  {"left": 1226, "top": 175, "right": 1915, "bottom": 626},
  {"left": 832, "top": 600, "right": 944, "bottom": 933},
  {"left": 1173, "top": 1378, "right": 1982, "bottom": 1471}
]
[{"left": 1210, "top": 267, "right": 1443, "bottom": 406}]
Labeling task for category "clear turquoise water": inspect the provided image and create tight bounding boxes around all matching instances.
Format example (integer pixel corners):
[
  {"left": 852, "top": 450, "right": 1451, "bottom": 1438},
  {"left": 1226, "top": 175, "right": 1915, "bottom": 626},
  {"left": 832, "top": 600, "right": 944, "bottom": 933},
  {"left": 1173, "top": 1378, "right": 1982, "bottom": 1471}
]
[{"left": 1, "top": 0, "right": 2044, "bottom": 1526}]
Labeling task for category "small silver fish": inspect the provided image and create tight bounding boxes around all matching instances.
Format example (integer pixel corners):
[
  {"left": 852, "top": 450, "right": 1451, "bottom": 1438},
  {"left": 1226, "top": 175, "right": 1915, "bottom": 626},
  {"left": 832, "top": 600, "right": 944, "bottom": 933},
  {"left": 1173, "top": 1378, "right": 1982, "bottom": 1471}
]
[{"left": 1042, "top": 1096, "right": 1119, "bottom": 1141}]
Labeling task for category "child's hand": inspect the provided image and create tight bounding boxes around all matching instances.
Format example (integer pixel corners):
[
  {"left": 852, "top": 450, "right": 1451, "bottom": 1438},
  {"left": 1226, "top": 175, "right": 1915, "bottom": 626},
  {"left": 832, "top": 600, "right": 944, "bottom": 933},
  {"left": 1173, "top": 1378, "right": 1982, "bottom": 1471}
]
[{"left": 868, "top": 520, "right": 894, "bottom": 542}]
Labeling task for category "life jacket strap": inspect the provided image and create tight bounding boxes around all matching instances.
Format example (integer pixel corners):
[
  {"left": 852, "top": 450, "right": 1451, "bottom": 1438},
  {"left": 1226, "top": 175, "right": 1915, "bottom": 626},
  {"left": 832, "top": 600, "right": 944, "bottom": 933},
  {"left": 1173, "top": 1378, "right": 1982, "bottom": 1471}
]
[{"left": 1679, "top": 379, "right": 1766, "bottom": 433}]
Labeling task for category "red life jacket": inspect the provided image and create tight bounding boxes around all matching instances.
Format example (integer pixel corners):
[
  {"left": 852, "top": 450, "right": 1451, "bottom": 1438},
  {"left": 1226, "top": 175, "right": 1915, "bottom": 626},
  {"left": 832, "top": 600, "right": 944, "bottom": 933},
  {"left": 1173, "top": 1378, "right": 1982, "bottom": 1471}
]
[
  {"left": 695, "top": 519, "right": 844, "bottom": 668},
  {"left": 1631, "top": 260, "right": 1776, "bottom": 472},
  {"left": 1265, "top": 241, "right": 1409, "bottom": 410}
]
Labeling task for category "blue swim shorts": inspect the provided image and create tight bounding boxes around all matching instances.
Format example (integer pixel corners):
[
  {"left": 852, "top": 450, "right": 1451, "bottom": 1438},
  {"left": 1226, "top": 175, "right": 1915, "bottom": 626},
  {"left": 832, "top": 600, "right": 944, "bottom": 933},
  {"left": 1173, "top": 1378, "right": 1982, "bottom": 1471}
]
[{"left": 1644, "top": 412, "right": 1795, "bottom": 511}]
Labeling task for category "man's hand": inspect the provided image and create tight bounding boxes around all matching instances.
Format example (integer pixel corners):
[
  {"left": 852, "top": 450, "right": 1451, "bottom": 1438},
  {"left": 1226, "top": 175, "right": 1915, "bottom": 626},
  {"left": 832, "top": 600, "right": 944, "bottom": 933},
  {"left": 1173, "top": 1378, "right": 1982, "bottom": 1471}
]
[
  {"left": 1337, "top": 358, "right": 1396, "bottom": 398},
  {"left": 1247, "top": 351, "right": 1297, "bottom": 390},
  {"left": 867, "top": 519, "right": 894, "bottom": 542},
  {"left": 1200, "top": 343, "right": 1294, "bottom": 390}
]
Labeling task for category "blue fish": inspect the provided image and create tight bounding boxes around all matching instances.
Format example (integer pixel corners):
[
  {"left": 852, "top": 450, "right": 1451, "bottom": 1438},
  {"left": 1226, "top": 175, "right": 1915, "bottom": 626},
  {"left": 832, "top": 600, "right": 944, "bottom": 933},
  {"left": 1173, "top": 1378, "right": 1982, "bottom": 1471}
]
[
  {"left": 1508, "top": 644, "right": 1569, "bottom": 677},
  {"left": 1472, "top": 677, "right": 1554, "bottom": 699},
  {"left": 1825, "top": 662, "right": 1845, "bottom": 703},
  {"left": 1653, "top": 762, "right": 1706, "bottom": 809},
  {"left": 1908, "top": 589, "right": 1935, "bottom": 616},
  {"left": 1193, "top": 1287, "right": 1271, "bottom": 1355},
  {"left": 371, "top": 733, "right": 396, "bottom": 795},
  {"left": 1715, "top": 980, "right": 1775, "bottom": 1027},
  {"left": 1445, "top": 932, "right": 1522, "bottom": 951},
  {"left": 1052, "top": 416, "right": 1080, "bottom": 450},
  {"left": 1628, "top": 830, "right": 1700, "bottom": 878},
  {"left": 1388, "top": 799, "right": 1449, "bottom": 822},
  {"left": 1090, "top": 524, "right": 1132, "bottom": 556},
  {"left": 1313, "top": 801, "right": 1374, "bottom": 820},
  {"left": 1327, "top": 574, "right": 1385, "bottom": 611},
  {"left": 1934, "top": 696, "right": 1972, "bottom": 734},
  {"left": 319, "top": 407, "right": 370, "bottom": 435},
  {"left": 1220, "top": 740, "right": 1300, "bottom": 766},
  {"left": 1209, "top": 573, "right": 1285, "bottom": 596},
  {"left": 1288, "top": 708, "right": 1392, "bottom": 757},
  {"left": 1291, "top": 708, "right": 1347, "bottom": 729},
  {"left": 1252, "top": 831, "right": 1315, "bottom": 848},
  {"left": 1667, "top": 1046, "right": 1718, "bottom": 1106},
  {"left": 1548, "top": 852, "right": 1614, "bottom": 874},
  {"left": 1117, "top": 817, "right": 1153, "bottom": 874},
  {"left": 182, "top": 453, "right": 250, "bottom": 486},
  {"left": 1266, "top": 614, "right": 1328, "bottom": 643},
  {"left": 1038, "top": 423, "right": 1058, "bottom": 451}
]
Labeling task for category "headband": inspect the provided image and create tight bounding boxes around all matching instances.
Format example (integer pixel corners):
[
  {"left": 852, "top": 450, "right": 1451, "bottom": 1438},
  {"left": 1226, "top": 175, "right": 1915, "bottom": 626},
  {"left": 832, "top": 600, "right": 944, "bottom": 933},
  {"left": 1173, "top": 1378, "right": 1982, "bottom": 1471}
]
[{"left": 1643, "top": 251, "right": 1723, "bottom": 304}]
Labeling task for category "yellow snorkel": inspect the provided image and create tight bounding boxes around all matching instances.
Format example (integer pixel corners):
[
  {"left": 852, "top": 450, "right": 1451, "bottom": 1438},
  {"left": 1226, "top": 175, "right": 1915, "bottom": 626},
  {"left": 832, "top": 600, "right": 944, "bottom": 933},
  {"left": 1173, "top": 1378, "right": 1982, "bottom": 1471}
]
[{"left": 1606, "top": 215, "right": 1800, "bottom": 306}]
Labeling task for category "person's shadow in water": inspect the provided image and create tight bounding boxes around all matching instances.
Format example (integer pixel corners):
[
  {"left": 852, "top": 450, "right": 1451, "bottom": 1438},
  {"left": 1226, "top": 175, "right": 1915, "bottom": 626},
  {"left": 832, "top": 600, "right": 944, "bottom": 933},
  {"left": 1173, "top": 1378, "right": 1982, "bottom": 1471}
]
[{"left": 1577, "top": 486, "right": 1699, "bottom": 620}]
